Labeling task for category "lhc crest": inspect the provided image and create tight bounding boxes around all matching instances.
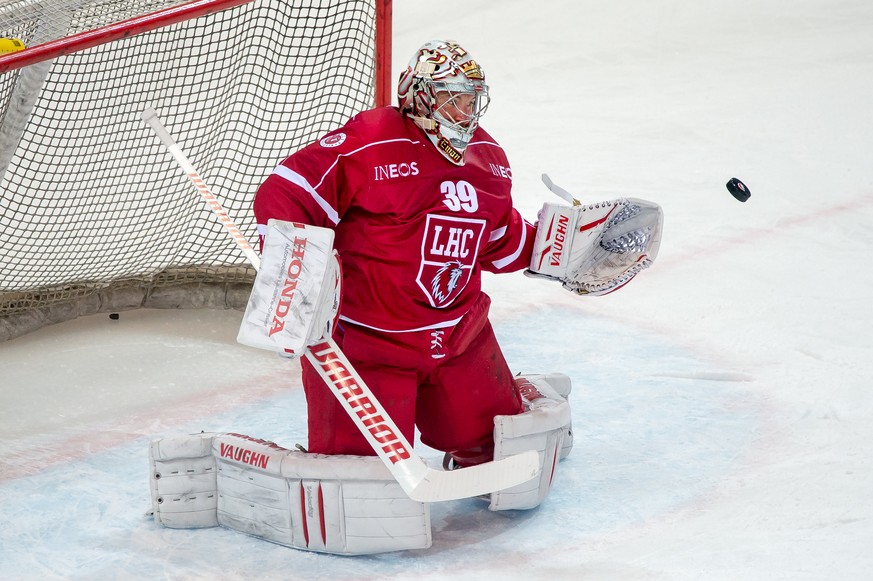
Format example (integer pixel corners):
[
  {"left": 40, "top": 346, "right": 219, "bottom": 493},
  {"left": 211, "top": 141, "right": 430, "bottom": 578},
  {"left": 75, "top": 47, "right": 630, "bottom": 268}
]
[{"left": 417, "top": 214, "right": 486, "bottom": 307}]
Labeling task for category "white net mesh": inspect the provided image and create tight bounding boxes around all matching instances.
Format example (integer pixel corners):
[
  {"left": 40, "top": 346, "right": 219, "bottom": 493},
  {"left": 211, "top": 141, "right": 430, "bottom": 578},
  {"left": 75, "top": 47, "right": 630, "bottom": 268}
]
[{"left": 0, "top": 0, "right": 380, "bottom": 339}]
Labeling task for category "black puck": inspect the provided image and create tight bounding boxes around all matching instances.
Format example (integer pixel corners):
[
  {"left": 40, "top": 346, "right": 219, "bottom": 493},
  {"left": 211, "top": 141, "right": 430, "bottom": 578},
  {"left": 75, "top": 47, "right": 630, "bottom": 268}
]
[
  {"left": 109, "top": 313, "right": 120, "bottom": 320},
  {"left": 726, "top": 177, "right": 751, "bottom": 202}
]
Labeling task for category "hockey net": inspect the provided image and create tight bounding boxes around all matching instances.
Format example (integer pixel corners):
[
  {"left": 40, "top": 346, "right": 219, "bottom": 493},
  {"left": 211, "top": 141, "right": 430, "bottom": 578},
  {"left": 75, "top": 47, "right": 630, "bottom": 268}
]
[{"left": 0, "top": 0, "right": 391, "bottom": 341}]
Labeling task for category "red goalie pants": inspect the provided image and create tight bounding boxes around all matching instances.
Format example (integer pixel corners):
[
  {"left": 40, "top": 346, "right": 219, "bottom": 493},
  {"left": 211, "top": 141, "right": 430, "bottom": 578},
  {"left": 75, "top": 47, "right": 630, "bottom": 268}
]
[{"left": 300, "top": 294, "right": 523, "bottom": 462}]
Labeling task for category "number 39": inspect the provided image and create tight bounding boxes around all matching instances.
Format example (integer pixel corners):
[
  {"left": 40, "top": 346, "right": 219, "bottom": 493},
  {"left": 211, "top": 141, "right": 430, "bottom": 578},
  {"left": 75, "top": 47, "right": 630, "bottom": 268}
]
[{"left": 440, "top": 180, "right": 479, "bottom": 213}]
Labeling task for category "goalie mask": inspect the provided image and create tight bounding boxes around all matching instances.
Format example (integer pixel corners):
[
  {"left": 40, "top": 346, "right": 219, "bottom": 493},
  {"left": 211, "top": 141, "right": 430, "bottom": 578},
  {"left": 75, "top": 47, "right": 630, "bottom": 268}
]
[{"left": 398, "top": 40, "right": 490, "bottom": 165}]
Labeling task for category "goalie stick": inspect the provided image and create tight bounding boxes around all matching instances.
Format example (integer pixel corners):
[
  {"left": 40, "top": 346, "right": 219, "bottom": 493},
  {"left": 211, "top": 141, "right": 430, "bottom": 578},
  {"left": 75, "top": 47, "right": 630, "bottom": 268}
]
[{"left": 140, "top": 107, "right": 540, "bottom": 502}]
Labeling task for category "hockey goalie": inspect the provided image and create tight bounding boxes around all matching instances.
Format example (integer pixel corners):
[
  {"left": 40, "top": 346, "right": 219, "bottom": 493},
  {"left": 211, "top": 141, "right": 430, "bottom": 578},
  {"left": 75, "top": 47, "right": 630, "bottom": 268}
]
[{"left": 149, "top": 39, "right": 662, "bottom": 554}]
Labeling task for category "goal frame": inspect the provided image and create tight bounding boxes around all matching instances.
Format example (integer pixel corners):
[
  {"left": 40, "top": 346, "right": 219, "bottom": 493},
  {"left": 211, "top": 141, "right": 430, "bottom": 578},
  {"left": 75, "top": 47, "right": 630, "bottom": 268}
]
[
  {"left": 0, "top": 0, "right": 393, "bottom": 106},
  {"left": 0, "top": 0, "right": 394, "bottom": 342}
]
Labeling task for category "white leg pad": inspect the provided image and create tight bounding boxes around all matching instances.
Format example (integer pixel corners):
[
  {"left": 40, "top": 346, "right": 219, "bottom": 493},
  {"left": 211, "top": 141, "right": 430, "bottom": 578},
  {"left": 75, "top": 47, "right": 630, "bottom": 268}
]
[
  {"left": 489, "top": 374, "right": 573, "bottom": 511},
  {"left": 520, "top": 373, "right": 574, "bottom": 459},
  {"left": 149, "top": 433, "right": 432, "bottom": 554},
  {"left": 149, "top": 433, "right": 219, "bottom": 528}
]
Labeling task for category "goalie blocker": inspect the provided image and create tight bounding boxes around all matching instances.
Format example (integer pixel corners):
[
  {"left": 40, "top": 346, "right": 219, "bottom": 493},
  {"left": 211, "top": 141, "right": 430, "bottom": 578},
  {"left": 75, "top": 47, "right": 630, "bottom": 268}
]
[
  {"left": 237, "top": 219, "right": 341, "bottom": 357},
  {"left": 527, "top": 196, "right": 663, "bottom": 296}
]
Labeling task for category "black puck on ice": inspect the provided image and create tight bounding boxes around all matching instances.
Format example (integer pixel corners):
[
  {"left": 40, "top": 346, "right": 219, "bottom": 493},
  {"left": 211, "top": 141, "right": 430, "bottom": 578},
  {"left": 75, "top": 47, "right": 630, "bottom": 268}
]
[
  {"left": 726, "top": 177, "right": 751, "bottom": 202},
  {"left": 109, "top": 313, "right": 120, "bottom": 320}
]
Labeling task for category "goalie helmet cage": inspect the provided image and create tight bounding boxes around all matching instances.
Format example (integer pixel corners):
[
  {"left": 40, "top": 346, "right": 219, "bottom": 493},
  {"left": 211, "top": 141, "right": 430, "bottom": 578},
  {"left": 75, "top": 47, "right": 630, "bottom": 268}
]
[{"left": 0, "top": 0, "right": 393, "bottom": 341}]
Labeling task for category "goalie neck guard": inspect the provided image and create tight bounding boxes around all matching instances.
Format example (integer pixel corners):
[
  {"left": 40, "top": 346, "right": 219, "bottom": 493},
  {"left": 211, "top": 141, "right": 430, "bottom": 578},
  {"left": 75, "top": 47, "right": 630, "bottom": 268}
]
[{"left": 397, "top": 40, "right": 490, "bottom": 165}]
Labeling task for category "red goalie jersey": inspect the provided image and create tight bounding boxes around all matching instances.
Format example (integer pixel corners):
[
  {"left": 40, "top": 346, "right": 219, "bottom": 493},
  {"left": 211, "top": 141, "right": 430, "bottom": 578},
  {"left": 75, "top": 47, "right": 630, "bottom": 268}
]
[{"left": 253, "top": 106, "right": 535, "bottom": 333}]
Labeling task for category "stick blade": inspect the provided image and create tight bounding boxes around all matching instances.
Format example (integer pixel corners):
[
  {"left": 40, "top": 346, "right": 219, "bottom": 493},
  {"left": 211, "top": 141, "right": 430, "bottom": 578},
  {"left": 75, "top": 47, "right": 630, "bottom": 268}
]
[{"left": 404, "top": 450, "right": 540, "bottom": 502}]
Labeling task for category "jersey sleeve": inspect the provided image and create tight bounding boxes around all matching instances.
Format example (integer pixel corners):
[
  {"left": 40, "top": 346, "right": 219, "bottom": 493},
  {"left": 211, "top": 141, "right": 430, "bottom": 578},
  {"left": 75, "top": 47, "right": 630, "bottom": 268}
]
[
  {"left": 480, "top": 206, "right": 536, "bottom": 273},
  {"left": 252, "top": 123, "right": 365, "bottom": 248}
]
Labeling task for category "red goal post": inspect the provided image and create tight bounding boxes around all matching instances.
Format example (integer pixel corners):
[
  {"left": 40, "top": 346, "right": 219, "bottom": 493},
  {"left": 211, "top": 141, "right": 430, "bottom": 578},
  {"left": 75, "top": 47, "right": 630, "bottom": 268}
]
[
  {"left": 0, "top": 0, "right": 393, "bottom": 106},
  {"left": 0, "top": 1, "right": 247, "bottom": 73},
  {"left": 0, "top": 0, "right": 393, "bottom": 341}
]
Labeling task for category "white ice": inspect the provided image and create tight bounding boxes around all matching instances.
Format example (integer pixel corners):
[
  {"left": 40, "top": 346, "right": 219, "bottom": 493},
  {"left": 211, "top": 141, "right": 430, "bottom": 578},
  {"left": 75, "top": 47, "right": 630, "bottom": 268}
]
[{"left": 2, "top": 0, "right": 873, "bottom": 579}]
